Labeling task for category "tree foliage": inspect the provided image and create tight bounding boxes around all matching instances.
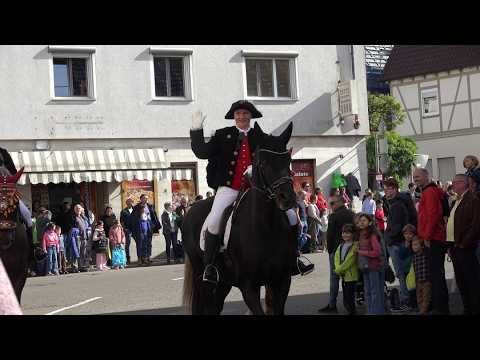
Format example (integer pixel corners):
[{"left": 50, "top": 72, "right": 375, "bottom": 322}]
[
  {"left": 385, "top": 131, "right": 418, "bottom": 185},
  {"left": 366, "top": 93, "right": 418, "bottom": 186},
  {"left": 368, "top": 93, "right": 406, "bottom": 132}
]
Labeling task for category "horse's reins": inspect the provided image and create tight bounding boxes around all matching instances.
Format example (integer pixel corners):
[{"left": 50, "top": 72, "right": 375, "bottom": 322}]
[{"left": 251, "top": 149, "right": 293, "bottom": 200}]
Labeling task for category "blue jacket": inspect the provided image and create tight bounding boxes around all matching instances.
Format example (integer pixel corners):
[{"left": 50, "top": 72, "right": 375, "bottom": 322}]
[{"left": 67, "top": 228, "right": 80, "bottom": 259}]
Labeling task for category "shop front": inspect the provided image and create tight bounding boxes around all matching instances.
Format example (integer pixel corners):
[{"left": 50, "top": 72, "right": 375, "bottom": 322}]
[{"left": 11, "top": 148, "right": 194, "bottom": 220}]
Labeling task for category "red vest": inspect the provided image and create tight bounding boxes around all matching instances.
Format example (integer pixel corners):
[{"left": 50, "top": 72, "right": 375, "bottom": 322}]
[{"left": 231, "top": 135, "right": 252, "bottom": 190}]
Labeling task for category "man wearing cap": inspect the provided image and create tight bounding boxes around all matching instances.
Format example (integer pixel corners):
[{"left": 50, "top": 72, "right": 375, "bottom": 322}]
[{"left": 190, "top": 100, "right": 313, "bottom": 284}]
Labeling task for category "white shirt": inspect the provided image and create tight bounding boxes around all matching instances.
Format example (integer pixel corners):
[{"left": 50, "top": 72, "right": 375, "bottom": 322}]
[{"left": 236, "top": 126, "right": 252, "bottom": 136}]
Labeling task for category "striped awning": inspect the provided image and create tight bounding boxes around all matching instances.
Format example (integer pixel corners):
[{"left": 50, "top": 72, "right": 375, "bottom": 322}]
[{"left": 8, "top": 148, "right": 192, "bottom": 185}]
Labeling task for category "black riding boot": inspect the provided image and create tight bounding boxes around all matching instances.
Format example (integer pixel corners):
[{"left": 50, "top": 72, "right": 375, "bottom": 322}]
[
  {"left": 202, "top": 230, "right": 221, "bottom": 285},
  {"left": 290, "top": 225, "right": 314, "bottom": 276}
]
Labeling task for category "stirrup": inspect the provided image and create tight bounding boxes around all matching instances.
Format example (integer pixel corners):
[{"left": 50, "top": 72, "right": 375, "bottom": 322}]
[
  {"left": 202, "top": 264, "right": 220, "bottom": 284},
  {"left": 297, "top": 255, "right": 314, "bottom": 276}
]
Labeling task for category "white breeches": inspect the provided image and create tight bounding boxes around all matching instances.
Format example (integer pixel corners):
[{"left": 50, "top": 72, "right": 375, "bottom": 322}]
[
  {"left": 286, "top": 208, "right": 298, "bottom": 226},
  {"left": 206, "top": 186, "right": 298, "bottom": 234},
  {"left": 206, "top": 186, "right": 239, "bottom": 235},
  {"left": 19, "top": 200, "right": 32, "bottom": 227}
]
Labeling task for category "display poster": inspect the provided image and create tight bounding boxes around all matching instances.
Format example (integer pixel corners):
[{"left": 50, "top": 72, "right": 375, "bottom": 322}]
[
  {"left": 121, "top": 180, "right": 155, "bottom": 209},
  {"left": 171, "top": 180, "right": 196, "bottom": 210},
  {"left": 291, "top": 159, "right": 315, "bottom": 193},
  {"left": 31, "top": 184, "right": 49, "bottom": 215}
]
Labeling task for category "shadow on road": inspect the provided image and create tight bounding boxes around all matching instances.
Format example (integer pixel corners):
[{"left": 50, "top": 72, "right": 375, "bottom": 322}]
[{"left": 99, "top": 286, "right": 464, "bottom": 315}]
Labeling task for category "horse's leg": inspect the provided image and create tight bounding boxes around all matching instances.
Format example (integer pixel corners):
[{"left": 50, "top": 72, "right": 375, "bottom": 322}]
[
  {"left": 264, "top": 285, "right": 274, "bottom": 315},
  {"left": 270, "top": 276, "right": 292, "bottom": 315},
  {"left": 214, "top": 283, "right": 232, "bottom": 315},
  {"left": 240, "top": 283, "right": 265, "bottom": 315}
]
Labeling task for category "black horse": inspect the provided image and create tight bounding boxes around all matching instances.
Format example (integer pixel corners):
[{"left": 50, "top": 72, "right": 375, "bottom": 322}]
[
  {"left": 0, "top": 167, "right": 29, "bottom": 303},
  {"left": 182, "top": 122, "right": 298, "bottom": 315}
]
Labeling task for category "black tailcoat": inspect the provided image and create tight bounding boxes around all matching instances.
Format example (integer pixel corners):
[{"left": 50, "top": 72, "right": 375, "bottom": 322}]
[{"left": 190, "top": 126, "right": 265, "bottom": 190}]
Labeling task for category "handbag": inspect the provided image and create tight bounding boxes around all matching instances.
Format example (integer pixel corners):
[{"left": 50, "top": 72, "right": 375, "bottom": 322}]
[{"left": 406, "top": 263, "right": 416, "bottom": 290}]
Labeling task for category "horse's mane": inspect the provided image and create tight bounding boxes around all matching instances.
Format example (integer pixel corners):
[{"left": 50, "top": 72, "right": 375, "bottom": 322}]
[{"left": 0, "top": 166, "right": 11, "bottom": 176}]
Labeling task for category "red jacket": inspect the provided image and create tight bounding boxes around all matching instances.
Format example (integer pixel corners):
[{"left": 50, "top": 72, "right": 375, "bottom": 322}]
[
  {"left": 417, "top": 183, "right": 446, "bottom": 242},
  {"left": 316, "top": 193, "right": 328, "bottom": 210}
]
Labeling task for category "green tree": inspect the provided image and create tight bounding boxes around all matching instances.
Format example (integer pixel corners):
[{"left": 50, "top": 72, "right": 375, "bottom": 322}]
[
  {"left": 385, "top": 131, "right": 418, "bottom": 186},
  {"left": 366, "top": 93, "right": 418, "bottom": 187},
  {"left": 368, "top": 93, "right": 406, "bottom": 132}
]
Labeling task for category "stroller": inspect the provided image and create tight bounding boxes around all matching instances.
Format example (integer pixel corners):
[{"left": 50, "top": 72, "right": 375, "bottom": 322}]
[
  {"left": 355, "top": 263, "right": 399, "bottom": 311},
  {"left": 34, "top": 247, "right": 48, "bottom": 276}
]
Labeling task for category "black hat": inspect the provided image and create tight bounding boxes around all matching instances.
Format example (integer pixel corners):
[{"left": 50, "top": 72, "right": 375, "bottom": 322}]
[{"left": 225, "top": 100, "right": 262, "bottom": 119}]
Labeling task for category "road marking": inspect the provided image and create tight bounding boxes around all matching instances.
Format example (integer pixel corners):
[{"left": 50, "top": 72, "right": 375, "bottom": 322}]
[
  {"left": 45, "top": 297, "right": 103, "bottom": 315},
  {"left": 172, "top": 277, "right": 184, "bottom": 281}
]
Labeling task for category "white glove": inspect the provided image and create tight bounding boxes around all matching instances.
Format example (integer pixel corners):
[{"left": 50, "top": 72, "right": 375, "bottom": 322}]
[
  {"left": 191, "top": 111, "right": 207, "bottom": 130},
  {"left": 243, "top": 165, "right": 253, "bottom": 178}
]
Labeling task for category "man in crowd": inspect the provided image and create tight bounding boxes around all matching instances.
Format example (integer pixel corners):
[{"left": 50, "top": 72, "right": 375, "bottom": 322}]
[
  {"left": 318, "top": 194, "right": 354, "bottom": 313},
  {"left": 161, "top": 202, "right": 182, "bottom": 264},
  {"left": 175, "top": 196, "right": 188, "bottom": 232},
  {"left": 384, "top": 177, "right": 411, "bottom": 312},
  {"left": 447, "top": 174, "right": 480, "bottom": 314},
  {"left": 131, "top": 194, "right": 161, "bottom": 265},
  {"left": 120, "top": 198, "right": 135, "bottom": 264},
  {"left": 414, "top": 168, "right": 449, "bottom": 314}
]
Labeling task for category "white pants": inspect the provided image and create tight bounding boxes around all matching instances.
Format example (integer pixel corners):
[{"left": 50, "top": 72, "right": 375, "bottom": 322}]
[
  {"left": 206, "top": 186, "right": 239, "bottom": 235},
  {"left": 206, "top": 186, "right": 298, "bottom": 235}
]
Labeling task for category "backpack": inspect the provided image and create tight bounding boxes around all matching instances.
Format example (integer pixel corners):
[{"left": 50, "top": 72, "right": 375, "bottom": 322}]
[{"left": 398, "top": 192, "right": 418, "bottom": 227}]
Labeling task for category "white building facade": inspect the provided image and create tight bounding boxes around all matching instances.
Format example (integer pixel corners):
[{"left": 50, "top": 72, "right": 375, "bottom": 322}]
[
  {"left": 384, "top": 46, "right": 480, "bottom": 183},
  {"left": 0, "top": 45, "right": 369, "bottom": 221}
]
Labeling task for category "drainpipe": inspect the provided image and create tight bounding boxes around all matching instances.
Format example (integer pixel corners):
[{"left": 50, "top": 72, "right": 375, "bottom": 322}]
[{"left": 350, "top": 45, "right": 356, "bottom": 80}]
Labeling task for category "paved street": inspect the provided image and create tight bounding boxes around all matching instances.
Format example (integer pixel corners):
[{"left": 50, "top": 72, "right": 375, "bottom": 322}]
[{"left": 21, "top": 252, "right": 460, "bottom": 315}]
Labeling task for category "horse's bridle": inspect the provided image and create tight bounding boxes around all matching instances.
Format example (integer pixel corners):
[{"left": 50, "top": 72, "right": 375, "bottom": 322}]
[{"left": 251, "top": 149, "right": 293, "bottom": 200}]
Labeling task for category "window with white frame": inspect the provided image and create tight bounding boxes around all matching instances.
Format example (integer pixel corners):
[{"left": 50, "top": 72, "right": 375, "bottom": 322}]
[
  {"left": 150, "top": 48, "right": 193, "bottom": 100},
  {"left": 242, "top": 51, "right": 298, "bottom": 100},
  {"left": 48, "top": 46, "right": 96, "bottom": 100},
  {"left": 421, "top": 88, "right": 439, "bottom": 117}
]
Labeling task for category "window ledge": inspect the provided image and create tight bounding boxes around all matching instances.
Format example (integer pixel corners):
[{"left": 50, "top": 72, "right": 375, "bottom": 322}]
[
  {"left": 242, "top": 50, "right": 299, "bottom": 58},
  {"left": 51, "top": 97, "right": 96, "bottom": 101},
  {"left": 48, "top": 46, "right": 96, "bottom": 54},
  {"left": 149, "top": 47, "right": 193, "bottom": 56},
  {"left": 246, "top": 97, "right": 298, "bottom": 103},
  {"left": 422, "top": 113, "right": 439, "bottom": 118},
  {"left": 151, "top": 97, "right": 192, "bottom": 102}
]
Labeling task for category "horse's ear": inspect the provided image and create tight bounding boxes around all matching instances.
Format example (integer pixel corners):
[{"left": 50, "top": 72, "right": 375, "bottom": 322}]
[{"left": 279, "top": 122, "right": 293, "bottom": 145}]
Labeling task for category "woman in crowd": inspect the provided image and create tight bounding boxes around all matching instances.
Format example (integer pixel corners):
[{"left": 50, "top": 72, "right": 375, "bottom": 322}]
[
  {"left": 109, "top": 219, "right": 127, "bottom": 270},
  {"left": 356, "top": 213, "right": 385, "bottom": 315}
]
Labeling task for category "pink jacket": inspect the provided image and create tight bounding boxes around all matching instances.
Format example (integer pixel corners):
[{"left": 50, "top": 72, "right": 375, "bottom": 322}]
[
  {"left": 42, "top": 230, "right": 59, "bottom": 251},
  {"left": 109, "top": 225, "right": 125, "bottom": 246}
]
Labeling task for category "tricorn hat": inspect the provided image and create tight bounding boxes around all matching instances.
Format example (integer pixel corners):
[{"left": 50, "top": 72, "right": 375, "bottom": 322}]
[{"left": 225, "top": 100, "right": 262, "bottom": 119}]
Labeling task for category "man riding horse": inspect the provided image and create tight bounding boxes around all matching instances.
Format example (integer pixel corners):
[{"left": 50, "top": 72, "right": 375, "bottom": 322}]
[{"left": 190, "top": 100, "right": 314, "bottom": 285}]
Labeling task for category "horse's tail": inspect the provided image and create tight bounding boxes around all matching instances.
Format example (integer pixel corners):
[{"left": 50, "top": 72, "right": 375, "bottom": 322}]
[{"left": 182, "top": 254, "right": 194, "bottom": 313}]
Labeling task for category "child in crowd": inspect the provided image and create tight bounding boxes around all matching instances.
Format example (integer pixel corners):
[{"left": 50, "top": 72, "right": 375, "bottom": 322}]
[
  {"left": 463, "top": 155, "right": 480, "bottom": 192},
  {"left": 334, "top": 224, "right": 359, "bottom": 315},
  {"left": 55, "top": 225, "right": 67, "bottom": 274},
  {"left": 374, "top": 200, "right": 386, "bottom": 235},
  {"left": 401, "top": 224, "right": 418, "bottom": 311},
  {"left": 42, "top": 222, "right": 60, "bottom": 275},
  {"left": 356, "top": 213, "right": 385, "bottom": 315},
  {"left": 410, "top": 237, "right": 431, "bottom": 315},
  {"left": 109, "top": 220, "right": 127, "bottom": 270},
  {"left": 92, "top": 221, "right": 109, "bottom": 271}
]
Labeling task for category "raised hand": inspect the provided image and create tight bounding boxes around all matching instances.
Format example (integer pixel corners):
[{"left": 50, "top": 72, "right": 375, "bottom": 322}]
[{"left": 191, "top": 110, "right": 207, "bottom": 130}]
